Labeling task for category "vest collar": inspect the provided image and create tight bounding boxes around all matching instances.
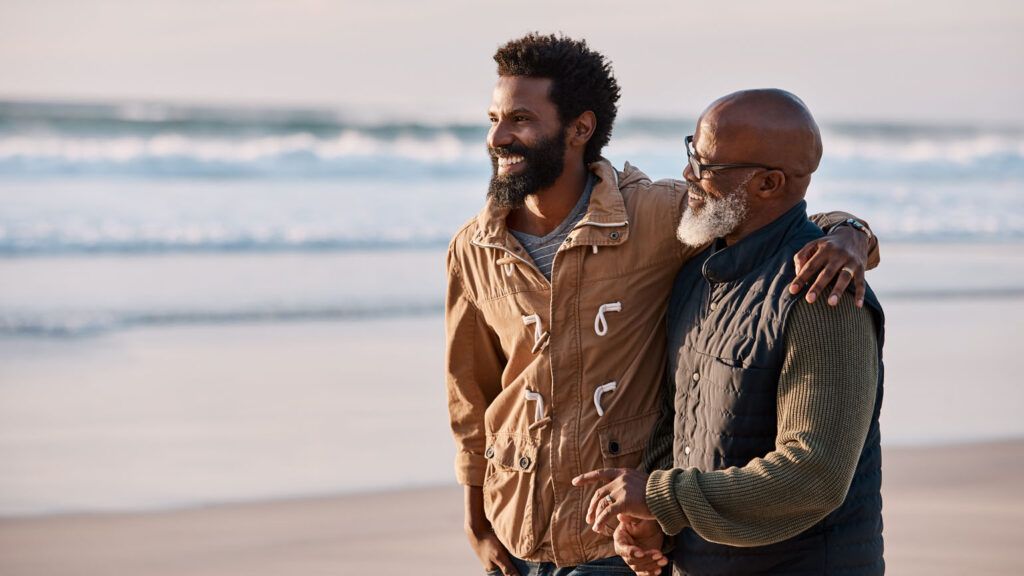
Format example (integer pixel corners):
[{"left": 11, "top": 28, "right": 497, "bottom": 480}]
[
  {"left": 702, "top": 200, "right": 809, "bottom": 284},
  {"left": 473, "top": 159, "right": 631, "bottom": 248}
]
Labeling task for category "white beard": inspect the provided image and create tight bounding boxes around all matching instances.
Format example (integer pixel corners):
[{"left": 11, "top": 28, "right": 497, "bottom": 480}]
[{"left": 676, "top": 177, "right": 752, "bottom": 247}]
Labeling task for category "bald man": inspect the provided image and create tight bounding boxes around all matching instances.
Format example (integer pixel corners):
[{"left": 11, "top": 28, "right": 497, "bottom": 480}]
[{"left": 574, "top": 90, "right": 886, "bottom": 575}]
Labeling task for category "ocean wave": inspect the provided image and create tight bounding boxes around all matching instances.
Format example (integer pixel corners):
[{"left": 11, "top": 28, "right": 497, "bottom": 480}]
[
  {"left": 1, "top": 100, "right": 1022, "bottom": 178},
  {"left": 5, "top": 286, "right": 1022, "bottom": 338},
  {"left": 0, "top": 302, "right": 443, "bottom": 337},
  {"left": 0, "top": 228, "right": 451, "bottom": 256},
  {"left": 2, "top": 131, "right": 1021, "bottom": 179}
]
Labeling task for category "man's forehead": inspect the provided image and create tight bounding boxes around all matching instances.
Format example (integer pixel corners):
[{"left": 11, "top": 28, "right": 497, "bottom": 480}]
[
  {"left": 693, "top": 115, "right": 723, "bottom": 154},
  {"left": 489, "top": 76, "right": 554, "bottom": 111}
]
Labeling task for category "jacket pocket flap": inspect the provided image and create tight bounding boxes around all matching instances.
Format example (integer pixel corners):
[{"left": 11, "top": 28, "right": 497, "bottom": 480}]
[
  {"left": 597, "top": 410, "right": 659, "bottom": 460},
  {"left": 486, "top": 434, "right": 539, "bottom": 473}
]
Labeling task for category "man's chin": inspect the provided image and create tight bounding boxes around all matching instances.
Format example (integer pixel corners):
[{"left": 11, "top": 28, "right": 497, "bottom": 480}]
[
  {"left": 488, "top": 175, "right": 533, "bottom": 209},
  {"left": 676, "top": 220, "right": 714, "bottom": 247}
]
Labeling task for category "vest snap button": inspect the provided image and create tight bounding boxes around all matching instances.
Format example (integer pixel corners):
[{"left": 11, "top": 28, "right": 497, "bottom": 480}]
[
  {"left": 692, "top": 372, "right": 700, "bottom": 382},
  {"left": 485, "top": 446, "right": 494, "bottom": 459},
  {"left": 518, "top": 455, "right": 532, "bottom": 469},
  {"left": 608, "top": 441, "right": 620, "bottom": 455},
  {"left": 709, "top": 302, "right": 717, "bottom": 311},
  {"left": 609, "top": 231, "right": 620, "bottom": 240}
]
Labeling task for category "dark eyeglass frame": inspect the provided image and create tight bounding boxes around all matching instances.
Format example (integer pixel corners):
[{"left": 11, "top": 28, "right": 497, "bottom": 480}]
[{"left": 685, "top": 135, "right": 779, "bottom": 179}]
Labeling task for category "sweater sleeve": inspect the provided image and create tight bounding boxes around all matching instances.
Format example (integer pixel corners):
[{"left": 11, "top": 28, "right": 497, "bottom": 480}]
[{"left": 645, "top": 297, "right": 879, "bottom": 545}]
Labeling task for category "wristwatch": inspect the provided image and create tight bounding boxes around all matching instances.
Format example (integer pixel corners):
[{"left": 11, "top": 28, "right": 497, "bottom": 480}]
[{"left": 834, "top": 218, "right": 874, "bottom": 241}]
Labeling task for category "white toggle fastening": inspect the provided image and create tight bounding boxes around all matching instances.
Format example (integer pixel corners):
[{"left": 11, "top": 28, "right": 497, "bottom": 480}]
[
  {"left": 594, "top": 302, "right": 622, "bottom": 336},
  {"left": 524, "top": 390, "right": 545, "bottom": 421},
  {"left": 592, "top": 245, "right": 599, "bottom": 254},
  {"left": 522, "top": 314, "right": 545, "bottom": 351},
  {"left": 504, "top": 263, "right": 515, "bottom": 277},
  {"left": 593, "top": 381, "right": 617, "bottom": 417}
]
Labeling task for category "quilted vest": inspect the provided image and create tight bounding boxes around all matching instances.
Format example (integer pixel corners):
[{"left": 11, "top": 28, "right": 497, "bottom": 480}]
[{"left": 665, "top": 201, "right": 885, "bottom": 575}]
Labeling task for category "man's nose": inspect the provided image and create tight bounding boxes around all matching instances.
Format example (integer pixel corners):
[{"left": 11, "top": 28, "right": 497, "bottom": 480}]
[
  {"left": 683, "top": 162, "right": 698, "bottom": 182},
  {"left": 488, "top": 119, "right": 514, "bottom": 149}
]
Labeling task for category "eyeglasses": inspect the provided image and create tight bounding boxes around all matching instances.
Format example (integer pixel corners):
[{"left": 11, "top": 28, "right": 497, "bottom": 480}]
[{"left": 685, "top": 135, "right": 778, "bottom": 180}]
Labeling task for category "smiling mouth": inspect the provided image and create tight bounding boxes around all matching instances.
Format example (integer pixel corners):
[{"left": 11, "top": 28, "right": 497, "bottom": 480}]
[{"left": 497, "top": 155, "right": 525, "bottom": 169}]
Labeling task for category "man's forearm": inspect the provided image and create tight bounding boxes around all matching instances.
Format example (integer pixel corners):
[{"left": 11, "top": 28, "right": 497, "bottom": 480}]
[{"left": 464, "top": 485, "right": 489, "bottom": 535}]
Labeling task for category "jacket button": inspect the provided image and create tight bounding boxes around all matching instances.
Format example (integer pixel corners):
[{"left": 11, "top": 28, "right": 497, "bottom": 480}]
[
  {"left": 518, "top": 455, "right": 532, "bottom": 469},
  {"left": 684, "top": 446, "right": 691, "bottom": 455},
  {"left": 709, "top": 302, "right": 717, "bottom": 311},
  {"left": 484, "top": 446, "right": 494, "bottom": 459},
  {"left": 609, "top": 231, "right": 620, "bottom": 240},
  {"left": 692, "top": 372, "right": 700, "bottom": 382},
  {"left": 608, "top": 441, "right": 620, "bottom": 455}
]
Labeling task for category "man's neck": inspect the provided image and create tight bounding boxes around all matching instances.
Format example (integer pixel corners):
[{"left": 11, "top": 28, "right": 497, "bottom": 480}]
[
  {"left": 724, "top": 197, "right": 802, "bottom": 246},
  {"left": 507, "top": 163, "right": 589, "bottom": 236}
]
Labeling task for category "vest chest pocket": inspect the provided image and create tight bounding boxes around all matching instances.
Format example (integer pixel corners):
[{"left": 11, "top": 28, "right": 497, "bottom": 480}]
[
  {"left": 482, "top": 433, "right": 543, "bottom": 558},
  {"left": 597, "top": 410, "right": 660, "bottom": 468}
]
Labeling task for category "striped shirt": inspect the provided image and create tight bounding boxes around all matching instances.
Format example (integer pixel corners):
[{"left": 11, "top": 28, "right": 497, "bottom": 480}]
[{"left": 510, "top": 175, "right": 594, "bottom": 281}]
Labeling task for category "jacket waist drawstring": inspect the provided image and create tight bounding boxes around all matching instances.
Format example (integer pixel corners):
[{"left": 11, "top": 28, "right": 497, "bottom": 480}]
[
  {"left": 522, "top": 314, "right": 549, "bottom": 353},
  {"left": 594, "top": 302, "right": 622, "bottom": 336},
  {"left": 524, "top": 390, "right": 545, "bottom": 422},
  {"left": 594, "top": 381, "right": 617, "bottom": 417}
]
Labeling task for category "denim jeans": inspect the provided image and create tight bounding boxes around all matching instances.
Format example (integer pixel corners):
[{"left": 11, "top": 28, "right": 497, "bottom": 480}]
[{"left": 485, "top": 554, "right": 635, "bottom": 576}]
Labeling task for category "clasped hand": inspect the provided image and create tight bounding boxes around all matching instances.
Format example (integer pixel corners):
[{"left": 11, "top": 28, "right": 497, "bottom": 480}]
[{"left": 572, "top": 468, "right": 668, "bottom": 575}]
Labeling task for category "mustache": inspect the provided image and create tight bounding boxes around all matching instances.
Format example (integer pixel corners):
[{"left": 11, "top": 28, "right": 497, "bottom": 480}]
[
  {"left": 489, "top": 144, "right": 530, "bottom": 160},
  {"left": 687, "top": 181, "right": 706, "bottom": 197}
]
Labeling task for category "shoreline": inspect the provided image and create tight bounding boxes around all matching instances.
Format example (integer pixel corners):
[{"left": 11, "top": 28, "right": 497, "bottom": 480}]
[{"left": 1, "top": 440, "right": 1022, "bottom": 576}]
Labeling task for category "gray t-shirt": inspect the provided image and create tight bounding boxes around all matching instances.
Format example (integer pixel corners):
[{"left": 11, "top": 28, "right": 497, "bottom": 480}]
[{"left": 510, "top": 175, "right": 594, "bottom": 280}]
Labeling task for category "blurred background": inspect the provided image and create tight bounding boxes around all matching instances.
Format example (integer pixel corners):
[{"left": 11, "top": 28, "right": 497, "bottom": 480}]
[{"left": 0, "top": 1, "right": 1022, "bottom": 574}]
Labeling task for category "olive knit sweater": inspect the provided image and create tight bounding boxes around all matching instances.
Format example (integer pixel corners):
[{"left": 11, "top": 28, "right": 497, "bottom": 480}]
[{"left": 645, "top": 296, "right": 879, "bottom": 546}]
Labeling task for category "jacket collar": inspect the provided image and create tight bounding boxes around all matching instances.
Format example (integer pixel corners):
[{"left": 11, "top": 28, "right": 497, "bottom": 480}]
[
  {"left": 473, "top": 158, "right": 632, "bottom": 249},
  {"left": 702, "top": 200, "right": 809, "bottom": 284}
]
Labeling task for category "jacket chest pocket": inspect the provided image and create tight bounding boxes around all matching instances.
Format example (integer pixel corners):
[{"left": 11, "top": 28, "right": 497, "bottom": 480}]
[
  {"left": 596, "top": 410, "right": 660, "bottom": 469},
  {"left": 483, "top": 433, "right": 545, "bottom": 558}
]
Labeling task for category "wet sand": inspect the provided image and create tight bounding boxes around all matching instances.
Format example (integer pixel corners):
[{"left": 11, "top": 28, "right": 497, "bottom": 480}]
[{"left": 1, "top": 440, "right": 1022, "bottom": 576}]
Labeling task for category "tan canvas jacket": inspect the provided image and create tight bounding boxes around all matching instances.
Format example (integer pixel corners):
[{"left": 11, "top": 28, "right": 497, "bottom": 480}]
[{"left": 445, "top": 159, "right": 872, "bottom": 566}]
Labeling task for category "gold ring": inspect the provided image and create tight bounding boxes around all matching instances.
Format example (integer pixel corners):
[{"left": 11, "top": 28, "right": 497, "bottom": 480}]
[{"left": 841, "top": 267, "right": 855, "bottom": 276}]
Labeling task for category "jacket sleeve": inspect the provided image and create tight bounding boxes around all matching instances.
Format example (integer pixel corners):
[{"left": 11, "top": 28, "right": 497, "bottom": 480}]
[
  {"left": 809, "top": 211, "right": 881, "bottom": 270},
  {"left": 645, "top": 297, "right": 878, "bottom": 545},
  {"left": 445, "top": 246, "right": 506, "bottom": 486}
]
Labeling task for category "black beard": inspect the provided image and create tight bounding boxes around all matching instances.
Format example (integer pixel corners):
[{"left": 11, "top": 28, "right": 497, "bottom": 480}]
[{"left": 487, "top": 132, "right": 567, "bottom": 209}]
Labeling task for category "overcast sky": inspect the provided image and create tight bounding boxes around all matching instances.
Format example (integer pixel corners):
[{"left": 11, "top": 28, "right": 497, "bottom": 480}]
[{"left": 1, "top": 0, "right": 1021, "bottom": 124}]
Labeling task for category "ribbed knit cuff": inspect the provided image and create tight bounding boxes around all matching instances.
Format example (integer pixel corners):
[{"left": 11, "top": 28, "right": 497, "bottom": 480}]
[{"left": 646, "top": 469, "right": 689, "bottom": 535}]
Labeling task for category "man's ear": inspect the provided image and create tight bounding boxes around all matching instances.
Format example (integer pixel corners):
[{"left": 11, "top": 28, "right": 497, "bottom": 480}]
[
  {"left": 568, "top": 111, "right": 597, "bottom": 148},
  {"left": 754, "top": 169, "right": 786, "bottom": 199}
]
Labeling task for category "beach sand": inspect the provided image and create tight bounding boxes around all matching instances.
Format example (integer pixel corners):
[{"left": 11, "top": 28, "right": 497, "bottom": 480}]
[
  {"left": 1, "top": 440, "right": 1022, "bottom": 576},
  {"left": 1, "top": 244, "right": 1022, "bottom": 574}
]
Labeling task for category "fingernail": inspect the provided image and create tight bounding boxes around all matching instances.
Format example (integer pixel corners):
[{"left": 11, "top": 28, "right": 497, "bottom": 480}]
[
  {"left": 828, "top": 294, "right": 838, "bottom": 306},
  {"left": 806, "top": 291, "right": 816, "bottom": 303},
  {"left": 789, "top": 283, "right": 799, "bottom": 294},
  {"left": 857, "top": 299, "right": 864, "bottom": 308}
]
